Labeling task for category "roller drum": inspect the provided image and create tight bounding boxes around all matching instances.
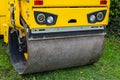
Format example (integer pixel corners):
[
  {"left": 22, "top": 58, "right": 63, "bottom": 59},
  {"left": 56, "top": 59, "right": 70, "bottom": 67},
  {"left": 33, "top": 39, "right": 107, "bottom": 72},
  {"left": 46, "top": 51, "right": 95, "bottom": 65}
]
[{"left": 9, "top": 31, "right": 104, "bottom": 74}]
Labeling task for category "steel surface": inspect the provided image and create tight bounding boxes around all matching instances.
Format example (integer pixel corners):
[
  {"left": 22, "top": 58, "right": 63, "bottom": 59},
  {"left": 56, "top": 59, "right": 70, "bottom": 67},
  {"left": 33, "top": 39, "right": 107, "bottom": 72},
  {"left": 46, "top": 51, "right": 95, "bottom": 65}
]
[{"left": 13, "top": 34, "right": 104, "bottom": 74}]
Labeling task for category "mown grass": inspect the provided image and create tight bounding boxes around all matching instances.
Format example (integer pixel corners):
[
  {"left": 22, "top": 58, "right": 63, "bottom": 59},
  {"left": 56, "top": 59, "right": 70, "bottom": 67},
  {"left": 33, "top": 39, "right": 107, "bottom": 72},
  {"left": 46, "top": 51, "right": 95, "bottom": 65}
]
[{"left": 0, "top": 36, "right": 120, "bottom": 80}]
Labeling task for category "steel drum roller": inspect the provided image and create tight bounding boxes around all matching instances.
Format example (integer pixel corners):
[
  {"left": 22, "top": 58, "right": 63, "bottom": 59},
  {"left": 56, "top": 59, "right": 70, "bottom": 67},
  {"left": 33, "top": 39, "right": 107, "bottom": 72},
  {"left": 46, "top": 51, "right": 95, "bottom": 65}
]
[{"left": 9, "top": 29, "right": 104, "bottom": 74}]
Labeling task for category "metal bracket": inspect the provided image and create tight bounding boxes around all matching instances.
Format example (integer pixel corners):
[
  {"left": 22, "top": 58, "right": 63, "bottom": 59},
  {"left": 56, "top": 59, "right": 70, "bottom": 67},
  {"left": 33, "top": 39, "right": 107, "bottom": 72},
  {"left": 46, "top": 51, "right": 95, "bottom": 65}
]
[{"left": 10, "top": 5, "right": 15, "bottom": 26}]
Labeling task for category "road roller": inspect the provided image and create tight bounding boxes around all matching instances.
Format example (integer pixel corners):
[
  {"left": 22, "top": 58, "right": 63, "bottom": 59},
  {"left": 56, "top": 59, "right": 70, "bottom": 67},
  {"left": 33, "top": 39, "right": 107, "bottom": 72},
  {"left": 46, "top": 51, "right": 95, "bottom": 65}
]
[{"left": 0, "top": 0, "right": 110, "bottom": 74}]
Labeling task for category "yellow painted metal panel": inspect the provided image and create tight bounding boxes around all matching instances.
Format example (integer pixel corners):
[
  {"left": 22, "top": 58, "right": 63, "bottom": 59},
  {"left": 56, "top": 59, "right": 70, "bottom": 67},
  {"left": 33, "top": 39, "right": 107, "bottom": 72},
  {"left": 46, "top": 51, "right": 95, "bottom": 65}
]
[
  {"left": 0, "top": 0, "right": 6, "bottom": 35},
  {"left": 31, "top": 0, "right": 110, "bottom": 7},
  {"left": 20, "top": 0, "right": 110, "bottom": 29},
  {"left": 21, "top": 7, "right": 109, "bottom": 29},
  {"left": 0, "top": 16, "right": 6, "bottom": 35}
]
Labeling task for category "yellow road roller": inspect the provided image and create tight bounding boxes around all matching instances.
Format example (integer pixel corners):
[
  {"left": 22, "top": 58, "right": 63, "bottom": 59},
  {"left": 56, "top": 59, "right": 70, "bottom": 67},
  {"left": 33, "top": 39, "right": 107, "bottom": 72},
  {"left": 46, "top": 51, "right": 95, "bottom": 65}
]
[{"left": 0, "top": 0, "right": 110, "bottom": 74}]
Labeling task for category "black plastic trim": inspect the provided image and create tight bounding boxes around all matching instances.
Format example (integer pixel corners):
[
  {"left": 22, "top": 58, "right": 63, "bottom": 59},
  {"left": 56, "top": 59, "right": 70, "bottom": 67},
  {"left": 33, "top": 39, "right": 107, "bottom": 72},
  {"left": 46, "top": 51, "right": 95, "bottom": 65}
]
[
  {"left": 87, "top": 10, "right": 107, "bottom": 23},
  {"left": 34, "top": 11, "right": 58, "bottom": 25}
]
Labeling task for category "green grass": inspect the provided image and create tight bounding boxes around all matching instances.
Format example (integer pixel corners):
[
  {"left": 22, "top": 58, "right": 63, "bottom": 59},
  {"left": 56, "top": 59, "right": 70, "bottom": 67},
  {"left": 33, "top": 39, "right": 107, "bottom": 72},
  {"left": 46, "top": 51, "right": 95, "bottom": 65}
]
[{"left": 0, "top": 36, "right": 120, "bottom": 80}]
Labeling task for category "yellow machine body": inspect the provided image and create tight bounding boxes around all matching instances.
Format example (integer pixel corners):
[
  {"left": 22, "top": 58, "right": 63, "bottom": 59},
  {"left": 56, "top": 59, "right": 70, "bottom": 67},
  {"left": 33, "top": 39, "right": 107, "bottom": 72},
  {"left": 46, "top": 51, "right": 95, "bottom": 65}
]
[
  {"left": 0, "top": 0, "right": 110, "bottom": 74},
  {"left": 0, "top": 0, "right": 110, "bottom": 37}
]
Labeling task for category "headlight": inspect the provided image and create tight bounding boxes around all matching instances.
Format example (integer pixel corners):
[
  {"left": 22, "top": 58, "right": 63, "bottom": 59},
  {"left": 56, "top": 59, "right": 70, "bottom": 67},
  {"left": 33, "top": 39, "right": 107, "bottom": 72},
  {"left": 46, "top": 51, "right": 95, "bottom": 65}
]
[
  {"left": 89, "top": 15, "right": 96, "bottom": 22},
  {"left": 47, "top": 16, "right": 54, "bottom": 24},
  {"left": 37, "top": 13, "right": 46, "bottom": 23},
  {"left": 34, "top": 11, "right": 57, "bottom": 25},
  {"left": 87, "top": 10, "right": 106, "bottom": 23},
  {"left": 97, "top": 12, "right": 104, "bottom": 21}
]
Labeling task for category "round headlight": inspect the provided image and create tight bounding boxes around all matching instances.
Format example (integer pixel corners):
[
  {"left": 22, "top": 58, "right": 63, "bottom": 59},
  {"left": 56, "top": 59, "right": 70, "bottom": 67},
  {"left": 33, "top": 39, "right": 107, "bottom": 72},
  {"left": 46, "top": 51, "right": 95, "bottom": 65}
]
[
  {"left": 47, "top": 16, "right": 54, "bottom": 24},
  {"left": 89, "top": 15, "right": 96, "bottom": 22},
  {"left": 37, "top": 13, "right": 46, "bottom": 23},
  {"left": 97, "top": 12, "right": 104, "bottom": 21}
]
